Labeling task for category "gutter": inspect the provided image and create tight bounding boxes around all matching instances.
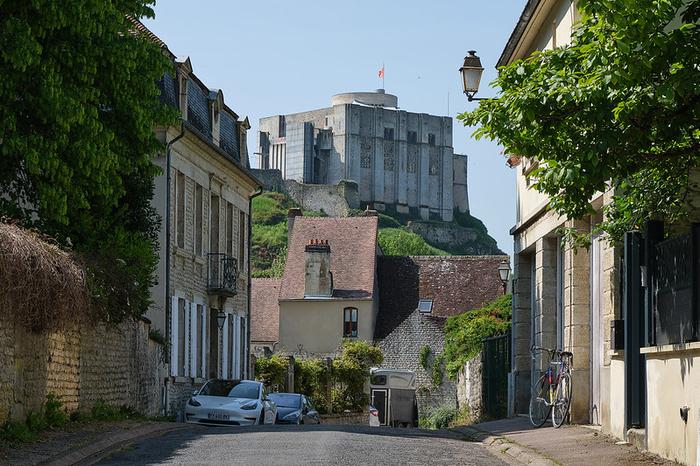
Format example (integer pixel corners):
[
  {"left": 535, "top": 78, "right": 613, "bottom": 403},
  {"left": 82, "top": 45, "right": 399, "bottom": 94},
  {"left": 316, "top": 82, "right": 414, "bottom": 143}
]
[
  {"left": 246, "top": 185, "right": 263, "bottom": 378},
  {"left": 165, "top": 123, "right": 185, "bottom": 364},
  {"left": 496, "top": 0, "right": 543, "bottom": 67}
]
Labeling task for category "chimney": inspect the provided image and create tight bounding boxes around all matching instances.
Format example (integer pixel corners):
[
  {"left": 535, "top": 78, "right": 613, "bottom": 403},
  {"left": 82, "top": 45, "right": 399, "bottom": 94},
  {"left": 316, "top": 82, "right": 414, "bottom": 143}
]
[
  {"left": 287, "top": 208, "right": 302, "bottom": 240},
  {"left": 304, "top": 239, "right": 333, "bottom": 298}
]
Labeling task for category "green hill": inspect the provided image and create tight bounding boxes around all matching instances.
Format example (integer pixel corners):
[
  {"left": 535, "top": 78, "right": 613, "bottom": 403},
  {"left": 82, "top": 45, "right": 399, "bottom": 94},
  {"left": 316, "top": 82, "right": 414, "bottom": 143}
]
[{"left": 251, "top": 190, "right": 500, "bottom": 277}]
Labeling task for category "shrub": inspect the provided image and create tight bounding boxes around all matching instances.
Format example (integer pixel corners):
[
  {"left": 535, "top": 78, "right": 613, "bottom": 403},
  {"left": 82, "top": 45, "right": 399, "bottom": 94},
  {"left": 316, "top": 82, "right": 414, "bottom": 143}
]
[
  {"left": 44, "top": 394, "right": 68, "bottom": 428},
  {"left": 330, "top": 340, "right": 383, "bottom": 413},
  {"left": 444, "top": 295, "right": 512, "bottom": 380},
  {"left": 255, "top": 354, "right": 289, "bottom": 388},
  {"left": 422, "top": 405, "right": 458, "bottom": 430},
  {"left": 0, "top": 421, "right": 35, "bottom": 444},
  {"left": 431, "top": 354, "right": 445, "bottom": 387},
  {"left": 294, "top": 358, "right": 330, "bottom": 413},
  {"left": 91, "top": 401, "right": 139, "bottom": 420},
  {"left": 418, "top": 346, "right": 431, "bottom": 370}
]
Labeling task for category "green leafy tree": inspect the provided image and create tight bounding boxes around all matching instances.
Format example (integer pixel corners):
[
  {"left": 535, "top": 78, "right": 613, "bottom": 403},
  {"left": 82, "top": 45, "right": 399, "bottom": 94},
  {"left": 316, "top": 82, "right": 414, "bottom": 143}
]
[
  {"left": 0, "top": 1, "right": 175, "bottom": 320},
  {"left": 459, "top": 0, "right": 700, "bottom": 241}
]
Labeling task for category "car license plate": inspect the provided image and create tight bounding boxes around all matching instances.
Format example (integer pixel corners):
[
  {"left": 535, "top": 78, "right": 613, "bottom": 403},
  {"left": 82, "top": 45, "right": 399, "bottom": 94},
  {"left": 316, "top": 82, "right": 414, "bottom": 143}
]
[{"left": 207, "top": 412, "right": 230, "bottom": 421}]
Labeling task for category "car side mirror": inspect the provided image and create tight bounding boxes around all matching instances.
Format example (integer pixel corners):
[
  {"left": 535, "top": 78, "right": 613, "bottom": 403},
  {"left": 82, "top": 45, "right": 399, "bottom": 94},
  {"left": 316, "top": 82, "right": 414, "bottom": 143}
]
[{"left": 302, "top": 406, "right": 309, "bottom": 414}]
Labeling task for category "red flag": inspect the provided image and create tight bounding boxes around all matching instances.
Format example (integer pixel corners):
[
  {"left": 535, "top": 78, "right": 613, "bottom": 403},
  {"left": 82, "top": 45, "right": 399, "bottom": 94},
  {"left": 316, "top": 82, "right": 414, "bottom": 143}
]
[{"left": 378, "top": 67, "right": 384, "bottom": 78}]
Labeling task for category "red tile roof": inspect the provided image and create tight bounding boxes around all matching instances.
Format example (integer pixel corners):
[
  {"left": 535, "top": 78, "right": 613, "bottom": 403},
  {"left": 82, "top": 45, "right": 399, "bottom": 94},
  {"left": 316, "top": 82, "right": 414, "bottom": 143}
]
[
  {"left": 250, "top": 278, "right": 281, "bottom": 343},
  {"left": 279, "top": 216, "right": 379, "bottom": 301},
  {"left": 375, "top": 255, "right": 508, "bottom": 338}
]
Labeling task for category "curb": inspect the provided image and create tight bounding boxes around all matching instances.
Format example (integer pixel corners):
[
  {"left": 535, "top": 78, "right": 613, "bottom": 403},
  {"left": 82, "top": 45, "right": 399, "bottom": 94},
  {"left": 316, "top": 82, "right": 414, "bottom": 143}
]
[
  {"left": 455, "top": 426, "right": 559, "bottom": 466},
  {"left": 41, "top": 423, "right": 188, "bottom": 466}
]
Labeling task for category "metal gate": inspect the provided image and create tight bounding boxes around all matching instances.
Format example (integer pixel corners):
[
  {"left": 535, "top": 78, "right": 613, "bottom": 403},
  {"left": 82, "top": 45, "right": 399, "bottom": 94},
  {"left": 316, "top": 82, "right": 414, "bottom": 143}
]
[{"left": 482, "top": 331, "right": 511, "bottom": 419}]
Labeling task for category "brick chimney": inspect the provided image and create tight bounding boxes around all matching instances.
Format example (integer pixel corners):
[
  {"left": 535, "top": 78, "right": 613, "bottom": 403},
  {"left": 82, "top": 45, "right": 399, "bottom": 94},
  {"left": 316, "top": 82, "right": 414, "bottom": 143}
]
[
  {"left": 304, "top": 239, "right": 333, "bottom": 298},
  {"left": 288, "top": 208, "right": 302, "bottom": 240}
]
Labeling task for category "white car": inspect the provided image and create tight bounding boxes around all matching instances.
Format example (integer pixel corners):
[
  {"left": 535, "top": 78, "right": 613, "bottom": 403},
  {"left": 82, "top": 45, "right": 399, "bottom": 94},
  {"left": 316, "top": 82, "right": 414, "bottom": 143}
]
[{"left": 185, "top": 379, "right": 277, "bottom": 426}]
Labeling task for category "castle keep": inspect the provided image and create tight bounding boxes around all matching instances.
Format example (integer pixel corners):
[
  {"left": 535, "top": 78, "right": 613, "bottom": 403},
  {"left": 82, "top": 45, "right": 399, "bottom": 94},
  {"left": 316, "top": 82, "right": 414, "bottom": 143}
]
[{"left": 257, "top": 90, "right": 469, "bottom": 222}]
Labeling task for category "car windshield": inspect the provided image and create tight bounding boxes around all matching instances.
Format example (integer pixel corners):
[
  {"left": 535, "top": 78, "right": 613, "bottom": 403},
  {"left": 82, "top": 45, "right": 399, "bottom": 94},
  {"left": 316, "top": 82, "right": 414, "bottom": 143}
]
[
  {"left": 269, "top": 394, "right": 301, "bottom": 408},
  {"left": 199, "top": 380, "right": 259, "bottom": 400}
]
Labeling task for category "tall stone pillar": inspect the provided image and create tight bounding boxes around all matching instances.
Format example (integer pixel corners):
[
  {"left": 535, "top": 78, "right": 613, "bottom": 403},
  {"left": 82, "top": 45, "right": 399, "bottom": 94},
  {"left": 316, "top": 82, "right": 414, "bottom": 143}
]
[
  {"left": 563, "top": 219, "right": 591, "bottom": 423},
  {"left": 512, "top": 250, "right": 533, "bottom": 415},
  {"left": 534, "top": 237, "right": 558, "bottom": 358}
]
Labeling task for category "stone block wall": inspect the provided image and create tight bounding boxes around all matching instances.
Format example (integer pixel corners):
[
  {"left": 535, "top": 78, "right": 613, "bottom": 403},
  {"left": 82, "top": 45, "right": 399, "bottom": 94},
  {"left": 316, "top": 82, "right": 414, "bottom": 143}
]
[
  {"left": 377, "top": 309, "right": 456, "bottom": 416},
  {"left": 0, "top": 317, "right": 164, "bottom": 424},
  {"left": 456, "top": 355, "right": 482, "bottom": 422}
]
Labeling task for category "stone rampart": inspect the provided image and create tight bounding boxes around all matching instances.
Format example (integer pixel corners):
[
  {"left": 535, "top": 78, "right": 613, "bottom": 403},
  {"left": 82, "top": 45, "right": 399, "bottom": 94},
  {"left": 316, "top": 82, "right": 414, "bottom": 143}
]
[{"left": 0, "top": 316, "right": 164, "bottom": 424}]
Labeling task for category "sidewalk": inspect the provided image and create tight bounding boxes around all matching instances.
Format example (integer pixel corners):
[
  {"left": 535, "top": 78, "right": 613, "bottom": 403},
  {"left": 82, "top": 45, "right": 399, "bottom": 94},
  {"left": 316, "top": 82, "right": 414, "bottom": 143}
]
[
  {"left": 0, "top": 420, "right": 186, "bottom": 466},
  {"left": 454, "top": 416, "right": 674, "bottom": 466}
]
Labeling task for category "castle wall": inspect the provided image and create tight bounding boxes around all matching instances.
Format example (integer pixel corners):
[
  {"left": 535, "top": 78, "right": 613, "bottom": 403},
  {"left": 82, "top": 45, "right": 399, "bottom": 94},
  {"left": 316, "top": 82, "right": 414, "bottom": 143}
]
[{"left": 257, "top": 93, "right": 462, "bottom": 222}]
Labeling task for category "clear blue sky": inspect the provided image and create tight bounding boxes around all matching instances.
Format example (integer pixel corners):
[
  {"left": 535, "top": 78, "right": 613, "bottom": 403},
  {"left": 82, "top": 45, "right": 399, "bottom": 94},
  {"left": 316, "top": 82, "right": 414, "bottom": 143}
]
[{"left": 144, "top": 0, "right": 526, "bottom": 257}]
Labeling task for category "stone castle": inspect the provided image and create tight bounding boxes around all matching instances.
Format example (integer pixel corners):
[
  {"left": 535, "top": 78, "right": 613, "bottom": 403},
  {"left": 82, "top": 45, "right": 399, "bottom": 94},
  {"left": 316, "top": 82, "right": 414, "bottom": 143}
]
[{"left": 256, "top": 90, "right": 469, "bottom": 222}]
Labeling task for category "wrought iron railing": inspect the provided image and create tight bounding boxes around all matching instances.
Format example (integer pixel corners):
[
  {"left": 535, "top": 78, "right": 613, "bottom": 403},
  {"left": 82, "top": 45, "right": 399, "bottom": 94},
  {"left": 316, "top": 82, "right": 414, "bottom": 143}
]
[{"left": 207, "top": 253, "right": 237, "bottom": 296}]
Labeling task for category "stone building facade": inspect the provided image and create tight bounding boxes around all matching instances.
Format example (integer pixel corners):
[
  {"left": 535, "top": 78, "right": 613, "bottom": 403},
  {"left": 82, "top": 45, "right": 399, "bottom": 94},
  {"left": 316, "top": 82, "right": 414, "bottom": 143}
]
[
  {"left": 144, "top": 22, "right": 262, "bottom": 415},
  {"left": 257, "top": 90, "right": 469, "bottom": 222},
  {"left": 375, "top": 256, "right": 507, "bottom": 415},
  {"left": 251, "top": 213, "right": 380, "bottom": 357},
  {"left": 503, "top": 2, "right": 700, "bottom": 464}
]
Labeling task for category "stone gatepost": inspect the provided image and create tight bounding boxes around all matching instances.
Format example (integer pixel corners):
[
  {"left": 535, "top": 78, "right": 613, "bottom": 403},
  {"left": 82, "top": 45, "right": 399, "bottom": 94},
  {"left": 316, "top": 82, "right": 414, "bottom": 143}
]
[
  {"left": 563, "top": 219, "right": 591, "bottom": 424},
  {"left": 512, "top": 252, "right": 533, "bottom": 415}
]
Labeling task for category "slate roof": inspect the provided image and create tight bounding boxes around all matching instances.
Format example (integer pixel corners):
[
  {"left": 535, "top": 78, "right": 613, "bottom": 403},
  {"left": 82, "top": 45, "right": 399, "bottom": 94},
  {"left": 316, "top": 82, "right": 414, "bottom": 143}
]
[
  {"left": 250, "top": 278, "right": 281, "bottom": 343},
  {"left": 279, "top": 216, "right": 379, "bottom": 301},
  {"left": 375, "top": 255, "right": 508, "bottom": 339}
]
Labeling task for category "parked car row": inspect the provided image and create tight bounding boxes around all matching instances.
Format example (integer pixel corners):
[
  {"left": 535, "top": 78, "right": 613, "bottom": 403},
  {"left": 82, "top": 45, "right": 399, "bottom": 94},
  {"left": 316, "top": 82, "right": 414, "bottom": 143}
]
[{"left": 184, "top": 379, "right": 320, "bottom": 426}]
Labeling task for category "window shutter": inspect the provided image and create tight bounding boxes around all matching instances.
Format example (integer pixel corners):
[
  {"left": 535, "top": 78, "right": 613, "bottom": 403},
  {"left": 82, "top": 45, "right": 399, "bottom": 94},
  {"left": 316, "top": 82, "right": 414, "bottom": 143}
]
[
  {"left": 241, "top": 317, "right": 247, "bottom": 379},
  {"left": 221, "top": 313, "right": 229, "bottom": 379},
  {"left": 233, "top": 315, "right": 240, "bottom": 378},
  {"left": 183, "top": 300, "right": 191, "bottom": 376},
  {"left": 190, "top": 303, "right": 198, "bottom": 378},
  {"left": 170, "top": 296, "right": 179, "bottom": 377},
  {"left": 201, "top": 304, "right": 207, "bottom": 379}
]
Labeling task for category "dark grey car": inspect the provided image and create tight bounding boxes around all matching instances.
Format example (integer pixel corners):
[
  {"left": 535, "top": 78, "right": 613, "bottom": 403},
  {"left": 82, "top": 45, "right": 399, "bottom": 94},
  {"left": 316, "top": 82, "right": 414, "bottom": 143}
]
[{"left": 269, "top": 393, "right": 320, "bottom": 425}]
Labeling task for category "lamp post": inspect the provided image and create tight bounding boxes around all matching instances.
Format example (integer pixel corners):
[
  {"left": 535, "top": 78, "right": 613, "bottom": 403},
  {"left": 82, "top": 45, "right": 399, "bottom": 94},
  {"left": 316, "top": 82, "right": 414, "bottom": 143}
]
[
  {"left": 498, "top": 260, "right": 512, "bottom": 295},
  {"left": 459, "top": 50, "right": 490, "bottom": 101},
  {"left": 217, "top": 310, "right": 227, "bottom": 329}
]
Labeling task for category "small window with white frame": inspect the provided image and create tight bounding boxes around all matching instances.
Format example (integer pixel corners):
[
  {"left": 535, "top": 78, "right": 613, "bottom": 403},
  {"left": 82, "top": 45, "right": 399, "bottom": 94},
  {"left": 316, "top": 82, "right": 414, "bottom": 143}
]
[
  {"left": 343, "top": 307, "right": 358, "bottom": 337},
  {"left": 418, "top": 299, "right": 433, "bottom": 314}
]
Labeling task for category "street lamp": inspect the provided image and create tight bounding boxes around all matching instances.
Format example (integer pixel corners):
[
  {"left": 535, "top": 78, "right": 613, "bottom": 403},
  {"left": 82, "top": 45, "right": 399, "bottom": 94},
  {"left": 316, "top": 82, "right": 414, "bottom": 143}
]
[
  {"left": 217, "top": 310, "right": 227, "bottom": 329},
  {"left": 498, "top": 260, "right": 512, "bottom": 295},
  {"left": 460, "top": 50, "right": 486, "bottom": 101}
]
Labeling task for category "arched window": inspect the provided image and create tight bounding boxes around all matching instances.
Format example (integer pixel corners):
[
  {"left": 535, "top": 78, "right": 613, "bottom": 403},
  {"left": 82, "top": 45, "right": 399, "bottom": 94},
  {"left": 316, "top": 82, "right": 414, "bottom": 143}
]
[{"left": 343, "top": 307, "right": 358, "bottom": 338}]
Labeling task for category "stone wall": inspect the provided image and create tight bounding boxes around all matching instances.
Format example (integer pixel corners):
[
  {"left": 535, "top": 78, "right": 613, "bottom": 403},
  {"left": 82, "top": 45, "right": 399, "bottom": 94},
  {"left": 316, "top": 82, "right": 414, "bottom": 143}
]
[
  {"left": 251, "top": 168, "right": 284, "bottom": 192},
  {"left": 283, "top": 179, "right": 360, "bottom": 217},
  {"left": 456, "top": 356, "right": 482, "bottom": 422},
  {"left": 376, "top": 309, "right": 456, "bottom": 416},
  {"left": 0, "top": 317, "right": 164, "bottom": 424}
]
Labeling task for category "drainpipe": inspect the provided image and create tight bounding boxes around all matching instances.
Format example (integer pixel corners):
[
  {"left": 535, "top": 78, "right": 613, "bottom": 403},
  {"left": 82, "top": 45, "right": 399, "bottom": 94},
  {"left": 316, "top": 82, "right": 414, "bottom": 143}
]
[
  {"left": 164, "top": 123, "right": 185, "bottom": 364},
  {"left": 246, "top": 186, "right": 263, "bottom": 379}
]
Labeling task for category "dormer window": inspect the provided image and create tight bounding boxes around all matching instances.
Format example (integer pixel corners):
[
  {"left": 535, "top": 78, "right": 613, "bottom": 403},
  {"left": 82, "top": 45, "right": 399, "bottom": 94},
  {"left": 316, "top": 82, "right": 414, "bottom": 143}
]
[{"left": 418, "top": 299, "right": 433, "bottom": 314}]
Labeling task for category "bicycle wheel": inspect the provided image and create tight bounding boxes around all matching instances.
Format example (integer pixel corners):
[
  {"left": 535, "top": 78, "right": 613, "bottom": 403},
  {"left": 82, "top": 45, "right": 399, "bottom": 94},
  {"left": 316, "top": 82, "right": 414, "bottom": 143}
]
[
  {"left": 529, "top": 374, "right": 552, "bottom": 427},
  {"left": 552, "top": 372, "right": 572, "bottom": 428}
]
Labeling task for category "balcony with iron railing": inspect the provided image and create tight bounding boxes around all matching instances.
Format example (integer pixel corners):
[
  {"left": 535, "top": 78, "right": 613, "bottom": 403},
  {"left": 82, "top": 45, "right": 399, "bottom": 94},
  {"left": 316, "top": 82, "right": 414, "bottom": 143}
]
[{"left": 207, "top": 253, "right": 238, "bottom": 297}]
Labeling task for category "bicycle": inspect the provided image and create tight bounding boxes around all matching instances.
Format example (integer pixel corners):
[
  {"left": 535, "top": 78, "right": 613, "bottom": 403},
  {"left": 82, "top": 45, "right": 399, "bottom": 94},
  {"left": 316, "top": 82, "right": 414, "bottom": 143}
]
[{"left": 528, "top": 346, "right": 573, "bottom": 428}]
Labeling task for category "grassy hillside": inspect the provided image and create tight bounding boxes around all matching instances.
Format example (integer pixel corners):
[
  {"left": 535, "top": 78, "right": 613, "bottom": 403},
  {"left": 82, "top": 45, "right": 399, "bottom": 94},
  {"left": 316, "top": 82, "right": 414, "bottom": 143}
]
[{"left": 251, "top": 191, "right": 446, "bottom": 277}]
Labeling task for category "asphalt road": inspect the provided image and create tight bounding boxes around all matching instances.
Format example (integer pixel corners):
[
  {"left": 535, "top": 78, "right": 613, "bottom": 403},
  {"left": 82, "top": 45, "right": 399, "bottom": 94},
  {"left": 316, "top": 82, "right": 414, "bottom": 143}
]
[{"left": 95, "top": 424, "right": 510, "bottom": 465}]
